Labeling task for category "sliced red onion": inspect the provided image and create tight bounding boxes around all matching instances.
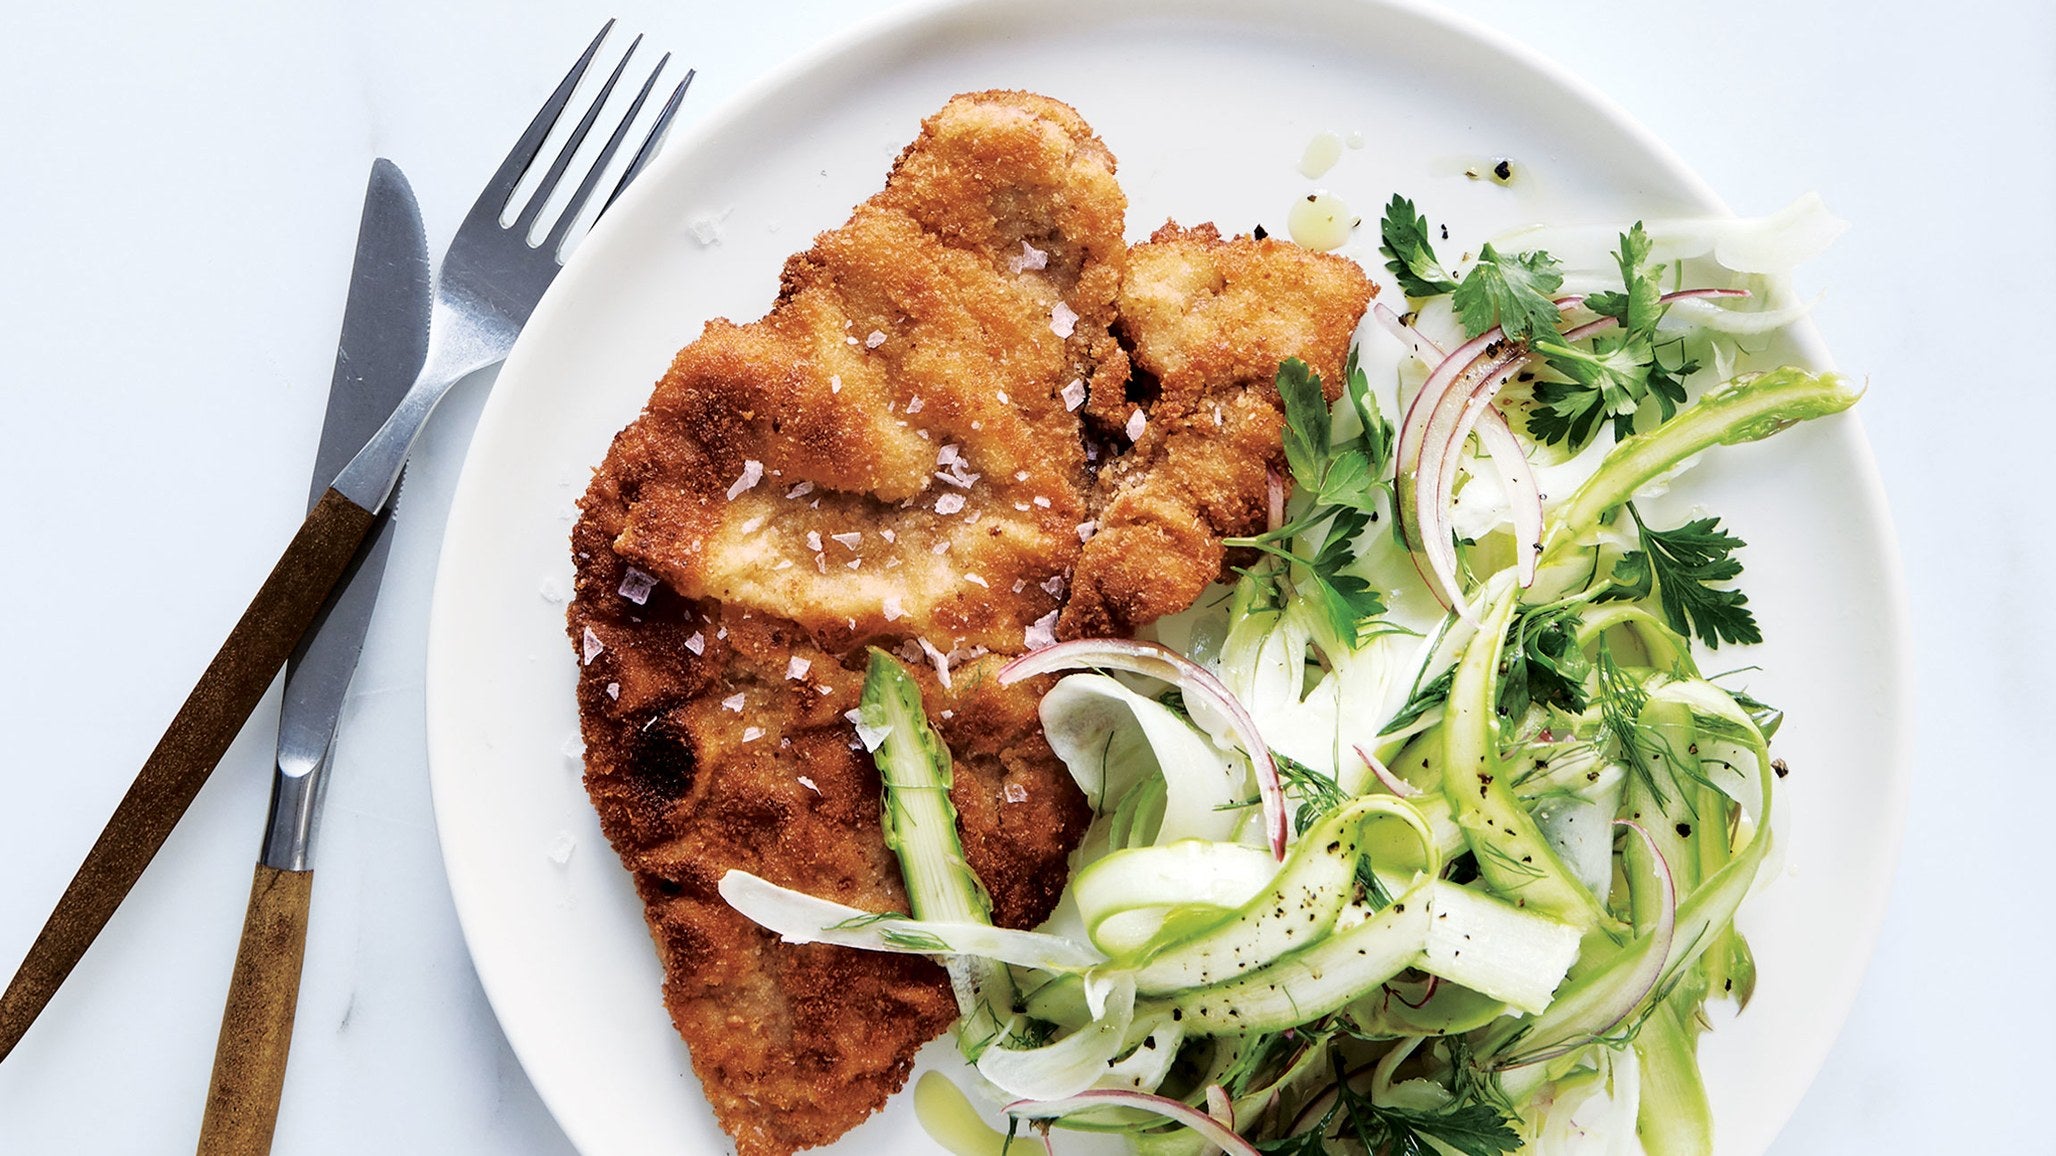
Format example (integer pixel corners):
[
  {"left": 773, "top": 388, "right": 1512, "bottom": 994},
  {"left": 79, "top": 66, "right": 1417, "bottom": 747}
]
[
  {"left": 1000, "top": 639, "right": 1287, "bottom": 860},
  {"left": 1354, "top": 744, "right": 1421, "bottom": 798},
  {"left": 1398, "top": 298, "right": 1583, "bottom": 612},
  {"left": 1413, "top": 346, "right": 1526, "bottom": 615},
  {"left": 1004, "top": 1091, "right": 1262, "bottom": 1156},
  {"left": 1499, "top": 819, "right": 1676, "bottom": 1068}
]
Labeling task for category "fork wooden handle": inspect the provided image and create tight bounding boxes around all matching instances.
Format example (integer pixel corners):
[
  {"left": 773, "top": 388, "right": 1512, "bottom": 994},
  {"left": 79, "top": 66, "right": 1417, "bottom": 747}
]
[
  {"left": 197, "top": 864, "right": 314, "bottom": 1156},
  {"left": 0, "top": 487, "right": 375, "bottom": 1063}
]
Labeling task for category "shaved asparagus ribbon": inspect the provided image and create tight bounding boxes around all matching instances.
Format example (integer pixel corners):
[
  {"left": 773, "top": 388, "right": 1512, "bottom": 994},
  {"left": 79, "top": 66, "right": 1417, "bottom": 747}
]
[
  {"left": 1005, "top": 1090, "right": 1263, "bottom": 1156},
  {"left": 999, "top": 639, "right": 1288, "bottom": 859},
  {"left": 1396, "top": 290, "right": 1747, "bottom": 617}
]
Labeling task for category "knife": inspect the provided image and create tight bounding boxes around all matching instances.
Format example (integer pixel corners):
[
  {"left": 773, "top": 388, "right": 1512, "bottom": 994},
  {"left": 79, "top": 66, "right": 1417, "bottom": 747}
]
[{"left": 189, "top": 158, "right": 430, "bottom": 1156}]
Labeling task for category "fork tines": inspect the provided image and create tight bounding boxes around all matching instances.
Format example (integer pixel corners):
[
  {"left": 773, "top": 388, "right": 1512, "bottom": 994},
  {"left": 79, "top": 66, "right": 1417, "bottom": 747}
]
[{"left": 478, "top": 20, "right": 694, "bottom": 260}]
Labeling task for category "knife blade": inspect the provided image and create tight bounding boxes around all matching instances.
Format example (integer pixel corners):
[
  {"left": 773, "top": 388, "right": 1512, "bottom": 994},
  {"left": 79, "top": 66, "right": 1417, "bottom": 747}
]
[{"left": 193, "top": 157, "right": 430, "bottom": 1156}]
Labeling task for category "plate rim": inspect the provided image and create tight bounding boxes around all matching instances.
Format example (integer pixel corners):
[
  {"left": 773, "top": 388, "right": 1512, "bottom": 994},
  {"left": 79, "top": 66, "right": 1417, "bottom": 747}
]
[{"left": 424, "top": 1, "right": 1915, "bottom": 1152}]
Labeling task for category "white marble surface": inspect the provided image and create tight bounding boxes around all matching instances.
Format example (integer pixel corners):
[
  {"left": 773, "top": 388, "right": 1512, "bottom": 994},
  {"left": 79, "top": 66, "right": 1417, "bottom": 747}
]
[{"left": 0, "top": 1, "right": 2045, "bottom": 1152}]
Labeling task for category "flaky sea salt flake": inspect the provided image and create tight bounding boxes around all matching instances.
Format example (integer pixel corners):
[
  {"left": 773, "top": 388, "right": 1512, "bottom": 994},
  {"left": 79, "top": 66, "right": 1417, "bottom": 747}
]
[
  {"left": 918, "top": 637, "right": 953, "bottom": 689},
  {"left": 1126, "top": 409, "right": 1147, "bottom": 441},
  {"left": 617, "top": 567, "right": 658, "bottom": 605},
  {"left": 581, "top": 627, "right": 604, "bottom": 665},
  {"left": 721, "top": 692, "right": 746, "bottom": 713},
  {"left": 1009, "top": 240, "right": 1049, "bottom": 273},
  {"left": 1050, "top": 300, "right": 1078, "bottom": 338},
  {"left": 1025, "top": 608, "right": 1060, "bottom": 650},
  {"left": 846, "top": 707, "right": 892, "bottom": 752},
  {"left": 1061, "top": 378, "right": 1086, "bottom": 411},
  {"left": 935, "top": 493, "right": 967, "bottom": 516},
  {"left": 787, "top": 656, "right": 812, "bottom": 680},
  {"left": 725, "top": 459, "right": 765, "bottom": 500}
]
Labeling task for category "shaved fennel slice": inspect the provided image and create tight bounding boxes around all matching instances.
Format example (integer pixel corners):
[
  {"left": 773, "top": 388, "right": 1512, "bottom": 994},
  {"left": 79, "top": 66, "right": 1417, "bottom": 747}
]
[
  {"left": 716, "top": 870, "right": 1103, "bottom": 972},
  {"left": 1496, "top": 193, "right": 1846, "bottom": 280},
  {"left": 977, "top": 977, "right": 1137, "bottom": 1101},
  {"left": 1097, "top": 1011, "right": 1183, "bottom": 1093},
  {"left": 1003, "top": 639, "right": 1287, "bottom": 858},
  {"left": 1036, "top": 673, "right": 1246, "bottom": 846}
]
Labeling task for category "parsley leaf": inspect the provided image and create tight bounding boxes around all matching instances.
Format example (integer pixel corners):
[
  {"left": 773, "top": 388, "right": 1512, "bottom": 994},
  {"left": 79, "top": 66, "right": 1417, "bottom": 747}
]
[
  {"left": 1229, "top": 360, "right": 1392, "bottom": 646},
  {"left": 1378, "top": 195, "right": 1460, "bottom": 297},
  {"left": 1361, "top": 1101, "right": 1525, "bottom": 1156},
  {"left": 1346, "top": 349, "right": 1397, "bottom": 475},
  {"left": 1497, "top": 603, "right": 1590, "bottom": 720},
  {"left": 1585, "top": 221, "right": 1661, "bottom": 335},
  {"left": 1524, "top": 223, "right": 1698, "bottom": 448},
  {"left": 1278, "top": 357, "right": 1333, "bottom": 494},
  {"left": 1603, "top": 505, "right": 1762, "bottom": 648},
  {"left": 1307, "top": 507, "right": 1387, "bottom": 645},
  {"left": 1453, "top": 243, "right": 1563, "bottom": 340}
]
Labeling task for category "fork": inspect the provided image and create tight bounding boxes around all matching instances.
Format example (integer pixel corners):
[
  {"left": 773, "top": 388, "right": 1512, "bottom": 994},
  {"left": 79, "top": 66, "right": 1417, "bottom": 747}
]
[{"left": 0, "top": 21, "right": 692, "bottom": 1066}]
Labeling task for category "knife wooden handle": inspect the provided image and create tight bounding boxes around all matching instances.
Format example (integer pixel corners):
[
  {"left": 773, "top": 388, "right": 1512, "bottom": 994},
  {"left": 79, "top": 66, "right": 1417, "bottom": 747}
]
[
  {"left": 197, "top": 864, "right": 314, "bottom": 1156},
  {"left": 0, "top": 487, "right": 375, "bottom": 1062}
]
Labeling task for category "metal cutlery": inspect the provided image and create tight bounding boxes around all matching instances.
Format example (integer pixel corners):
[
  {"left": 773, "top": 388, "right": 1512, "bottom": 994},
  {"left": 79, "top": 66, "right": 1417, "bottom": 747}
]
[
  {"left": 0, "top": 21, "right": 692, "bottom": 1065},
  {"left": 193, "top": 156, "right": 431, "bottom": 1155}
]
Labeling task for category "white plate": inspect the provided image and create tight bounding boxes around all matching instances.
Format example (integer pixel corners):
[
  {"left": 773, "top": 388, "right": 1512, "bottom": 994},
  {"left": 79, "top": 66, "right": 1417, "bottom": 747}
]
[{"left": 425, "top": 1, "right": 1911, "bottom": 1152}]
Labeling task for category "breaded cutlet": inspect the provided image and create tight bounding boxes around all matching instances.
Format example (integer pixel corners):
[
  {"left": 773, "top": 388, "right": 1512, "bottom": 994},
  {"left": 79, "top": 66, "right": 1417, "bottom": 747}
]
[{"left": 568, "top": 91, "right": 1120, "bottom": 1156}]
